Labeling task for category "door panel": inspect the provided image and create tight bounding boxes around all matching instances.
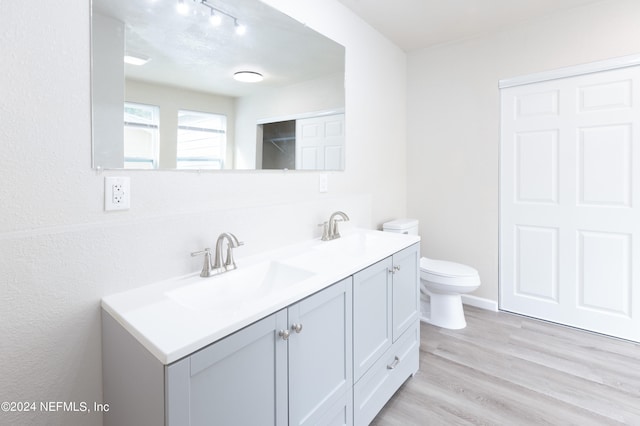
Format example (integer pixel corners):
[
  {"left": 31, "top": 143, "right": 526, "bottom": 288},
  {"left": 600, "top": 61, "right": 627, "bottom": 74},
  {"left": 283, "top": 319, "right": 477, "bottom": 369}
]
[
  {"left": 295, "top": 114, "right": 345, "bottom": 170},
  {"left": 578, "top": 231, "right": 631, "bottom": 316},
  {"left": 514, "top": 225, "right": 559, "bottom": 302},
  {"left": 578, "top": 124, "right": 631, "bottom": 206},
  {"left": 500, "top": 65, "right": 640, "bottom": 342},
  {"left": 515, "top": 130, "right": 559, "bottom": 203}
]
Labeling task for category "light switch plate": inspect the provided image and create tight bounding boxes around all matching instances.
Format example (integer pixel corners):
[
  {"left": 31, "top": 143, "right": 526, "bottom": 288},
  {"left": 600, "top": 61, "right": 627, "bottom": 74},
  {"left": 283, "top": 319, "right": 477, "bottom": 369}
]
[
  {"left": 104, "top": 177, "right": 131, "bottom": 211},
  {"left": 319, "top": 174, "right": 328, "bottom": 193}
]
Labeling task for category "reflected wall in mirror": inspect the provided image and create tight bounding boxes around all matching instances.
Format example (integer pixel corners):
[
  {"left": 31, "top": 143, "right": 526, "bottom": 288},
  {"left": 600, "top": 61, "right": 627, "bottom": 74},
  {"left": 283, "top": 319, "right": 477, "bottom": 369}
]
[{"left": 91, "top": 0, "right": 345, "bottom": 170}]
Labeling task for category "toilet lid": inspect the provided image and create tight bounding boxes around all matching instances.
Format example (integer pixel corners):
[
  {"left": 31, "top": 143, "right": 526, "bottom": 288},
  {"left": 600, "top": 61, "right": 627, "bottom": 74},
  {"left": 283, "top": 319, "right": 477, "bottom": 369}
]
[{"left": 420, "top": 257, "right": 478, "bottom": 278}]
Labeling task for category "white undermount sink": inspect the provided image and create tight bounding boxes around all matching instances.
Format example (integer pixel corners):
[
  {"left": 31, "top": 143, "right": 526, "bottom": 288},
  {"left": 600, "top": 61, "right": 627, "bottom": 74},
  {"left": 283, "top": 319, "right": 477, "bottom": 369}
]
[
  {"left": 165, "top": 261, "right": 315, "bottom": 313},
  {"left": 312, "top": 231, "right": 382, "bottom": 255},
  {"left": 281, "top": 232, "right": 384, "bottom": 273}
]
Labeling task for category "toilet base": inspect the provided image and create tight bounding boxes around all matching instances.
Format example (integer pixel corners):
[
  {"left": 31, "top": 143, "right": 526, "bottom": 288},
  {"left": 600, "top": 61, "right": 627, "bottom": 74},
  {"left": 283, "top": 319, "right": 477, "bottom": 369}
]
[{"left": 424, "top": 291, "right": 467, "bottom": 330}]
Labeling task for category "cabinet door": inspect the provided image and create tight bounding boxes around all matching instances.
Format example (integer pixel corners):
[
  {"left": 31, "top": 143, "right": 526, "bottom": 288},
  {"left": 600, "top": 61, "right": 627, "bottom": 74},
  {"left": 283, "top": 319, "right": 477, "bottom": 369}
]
[
  {"left": 353, "top": 257, "right": 393, "bottom": 380},
  {"left": 316, "top": 390, "right": 353, "bottom": 426},
  {"left": 166, "top": 310, "right": 288, "bottom": 426},
  {"left": 288, "top": 277, "right": 353, "bottom": 426},
  {"left": 392, "top": 244, "right": 420, "bottom": 341}
]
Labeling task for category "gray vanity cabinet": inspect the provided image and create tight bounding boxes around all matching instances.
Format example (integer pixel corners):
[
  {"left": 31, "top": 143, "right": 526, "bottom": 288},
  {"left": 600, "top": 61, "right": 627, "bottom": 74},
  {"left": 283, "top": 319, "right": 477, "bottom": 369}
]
[
  {"left": 352, "top": 243, "right": 420, "bottom": 425},
  {"left": 166, "top": 277, "right": 353, "bottom": 426},
  {"left": 166, "top": 310, "right": 288, "bottom": 425},
  {"left": 102, "top": 241, "right": 419, "bottom": 426}
]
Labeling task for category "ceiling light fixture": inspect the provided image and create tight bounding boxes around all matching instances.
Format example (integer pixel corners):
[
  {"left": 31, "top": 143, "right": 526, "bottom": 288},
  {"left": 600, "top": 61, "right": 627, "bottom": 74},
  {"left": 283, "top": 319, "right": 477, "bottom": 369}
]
[
  {"left": 124, "top": 54, "right": 150, "bottom": 66},
  {"left": 176, "top": 0, "right": 246, "bottom": 34},
  {"left": 209, "top": 10, "right": 222, "bottom": 26},
  {"left": 234, "top": 19, "right": 247, "bottom": 35},
  {"left": 176, "top": 0, "right": 189, "bottom": 15},
  {"left": 234, "top": 71, "right": 263, "bottom": 83}
]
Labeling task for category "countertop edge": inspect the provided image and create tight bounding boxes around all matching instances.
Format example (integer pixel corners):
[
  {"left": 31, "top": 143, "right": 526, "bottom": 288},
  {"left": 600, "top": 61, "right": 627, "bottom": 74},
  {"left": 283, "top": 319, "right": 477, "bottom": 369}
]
[{"left": 102, "top": 230, "right": 420, "bottom": 365}]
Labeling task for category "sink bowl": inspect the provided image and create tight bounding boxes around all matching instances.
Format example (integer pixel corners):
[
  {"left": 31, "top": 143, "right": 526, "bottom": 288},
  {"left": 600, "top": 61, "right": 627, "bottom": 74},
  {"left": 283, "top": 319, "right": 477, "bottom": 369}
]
[
  {"left": 281, "top": 232, "right": 383, "bottom": 272},
  {"left": 166, "top": 261, "right": 315, "bottom": 313},
  {"left": 312, "top": 232, "right": 382, "bottom": 255}
]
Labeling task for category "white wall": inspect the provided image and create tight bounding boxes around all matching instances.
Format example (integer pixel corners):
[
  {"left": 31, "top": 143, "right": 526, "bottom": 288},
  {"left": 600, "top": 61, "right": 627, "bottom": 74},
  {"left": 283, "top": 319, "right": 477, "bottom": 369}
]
[
  {"left": 0, "top": 0, "right": 406, "bottom": 425},
  {"left": 407, "top": 0, "right": 640, "bottom": 302}
]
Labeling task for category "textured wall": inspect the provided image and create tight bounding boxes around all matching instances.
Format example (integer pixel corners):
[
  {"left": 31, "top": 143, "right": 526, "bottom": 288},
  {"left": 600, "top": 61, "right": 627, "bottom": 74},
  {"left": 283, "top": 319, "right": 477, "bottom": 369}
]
[
  {"left": 0, "top": 0, "right": 407, "bottom": 424},
  {"left": 407, "top": 0, "right": 640, "bottom": 303}
]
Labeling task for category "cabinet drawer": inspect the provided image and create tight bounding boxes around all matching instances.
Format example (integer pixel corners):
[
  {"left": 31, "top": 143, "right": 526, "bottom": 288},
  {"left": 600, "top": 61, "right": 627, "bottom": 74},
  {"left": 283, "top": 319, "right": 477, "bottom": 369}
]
[{"left": 353, "top": 322, "right": 419, "bottom": 426}]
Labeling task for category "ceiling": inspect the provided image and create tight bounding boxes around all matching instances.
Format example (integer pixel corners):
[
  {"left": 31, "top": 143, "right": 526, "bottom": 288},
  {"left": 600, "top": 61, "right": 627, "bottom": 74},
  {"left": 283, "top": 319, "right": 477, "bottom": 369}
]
[
  {"left": 93, "top": 0, "right": 344, "bottom": 97},
  {"left": 92, "top": 0, "right": 606, "bottom": 97},
  {"left": 337, "top": 0, "right": 606, "bottom": 52}
]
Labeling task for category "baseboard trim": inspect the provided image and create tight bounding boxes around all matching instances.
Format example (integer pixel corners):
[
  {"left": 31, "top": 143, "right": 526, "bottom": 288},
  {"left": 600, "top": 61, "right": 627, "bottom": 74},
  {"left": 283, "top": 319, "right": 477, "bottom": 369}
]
[{"left": 461, "top": 294, "right": 498, "bottom": 312}]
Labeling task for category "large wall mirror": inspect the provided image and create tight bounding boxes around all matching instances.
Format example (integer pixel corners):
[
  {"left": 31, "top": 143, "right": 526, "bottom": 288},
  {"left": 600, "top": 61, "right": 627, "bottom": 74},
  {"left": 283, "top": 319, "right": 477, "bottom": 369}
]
[{"left": 91, "top": 0, "right": 345, "bottom": 171}]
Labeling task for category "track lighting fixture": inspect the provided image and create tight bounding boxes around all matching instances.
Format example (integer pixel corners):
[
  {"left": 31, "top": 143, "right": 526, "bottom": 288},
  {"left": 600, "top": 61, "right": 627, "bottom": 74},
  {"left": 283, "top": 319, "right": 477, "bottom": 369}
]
[{"left": 176, "top": 0, "right": 245, "bottom": 34}]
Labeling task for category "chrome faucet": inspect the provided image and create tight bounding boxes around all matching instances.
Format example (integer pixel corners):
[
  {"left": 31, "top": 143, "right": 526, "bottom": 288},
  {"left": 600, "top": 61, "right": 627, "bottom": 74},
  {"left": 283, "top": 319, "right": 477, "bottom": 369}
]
[
  {"left": 213, "top": 232, "right": 243, "bottom": 272},
  {"left": 191, "top": 233, "right": 243, "bottom": 277},
  {"left": 321, "top": 211, "right": 350, "bottom": 241}
]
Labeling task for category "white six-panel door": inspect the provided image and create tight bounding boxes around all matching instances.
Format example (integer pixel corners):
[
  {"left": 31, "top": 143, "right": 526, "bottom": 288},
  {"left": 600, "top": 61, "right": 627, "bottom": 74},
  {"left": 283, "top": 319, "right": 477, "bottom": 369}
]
[
  {"left": 296, "top": 113, "right": 345, "bottom": 170},
  {"left": 500, "top": 65, "right": 640, "bottom": 342}
]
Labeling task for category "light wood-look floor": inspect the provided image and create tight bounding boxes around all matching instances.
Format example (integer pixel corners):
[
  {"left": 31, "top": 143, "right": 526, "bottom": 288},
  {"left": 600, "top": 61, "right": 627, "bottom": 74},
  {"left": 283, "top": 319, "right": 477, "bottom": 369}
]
[{"left": 371, "top": 306, "right": 640, "bottom": 425}]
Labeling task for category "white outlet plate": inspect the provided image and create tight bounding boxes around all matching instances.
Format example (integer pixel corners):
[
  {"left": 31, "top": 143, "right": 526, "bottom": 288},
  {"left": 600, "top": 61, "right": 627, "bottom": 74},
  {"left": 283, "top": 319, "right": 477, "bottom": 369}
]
[
  {"left": 319, "top": 174, "right": 328, "bottom": 193},
  {"left": 104, "top": 177, "right": 131, "bottom": 211}
]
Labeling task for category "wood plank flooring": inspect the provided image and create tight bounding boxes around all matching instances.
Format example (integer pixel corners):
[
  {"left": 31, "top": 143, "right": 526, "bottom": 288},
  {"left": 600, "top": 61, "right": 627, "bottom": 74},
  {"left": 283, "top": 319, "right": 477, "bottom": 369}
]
[{"left": 371, "top": 306, "right": 640, "bottom": 425}]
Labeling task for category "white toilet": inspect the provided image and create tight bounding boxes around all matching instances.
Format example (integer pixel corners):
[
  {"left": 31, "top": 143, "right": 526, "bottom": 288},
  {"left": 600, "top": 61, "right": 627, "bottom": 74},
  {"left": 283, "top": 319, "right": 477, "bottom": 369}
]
[
  {"left": 383, "top": 219, "right": 481, "bottom": 330},
  {"left": 420, "top": 257, "right": 480, "bottom": 329}
]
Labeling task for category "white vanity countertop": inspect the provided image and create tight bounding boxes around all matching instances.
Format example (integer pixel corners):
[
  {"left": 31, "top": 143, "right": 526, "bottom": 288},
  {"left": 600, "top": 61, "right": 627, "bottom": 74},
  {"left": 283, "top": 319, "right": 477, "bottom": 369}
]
[{"left": 101, "top": 228, "right": 420, "bottom": 364}]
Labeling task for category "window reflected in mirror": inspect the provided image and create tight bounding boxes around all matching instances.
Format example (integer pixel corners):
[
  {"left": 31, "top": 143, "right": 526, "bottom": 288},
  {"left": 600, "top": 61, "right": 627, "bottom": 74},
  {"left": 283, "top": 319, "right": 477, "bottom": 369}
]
[
  {"left": 177, "top": 111, "right": 227, "bottom": 170},
  {"left": 124, "top": 102, "right": 159, "bottom": 169}
]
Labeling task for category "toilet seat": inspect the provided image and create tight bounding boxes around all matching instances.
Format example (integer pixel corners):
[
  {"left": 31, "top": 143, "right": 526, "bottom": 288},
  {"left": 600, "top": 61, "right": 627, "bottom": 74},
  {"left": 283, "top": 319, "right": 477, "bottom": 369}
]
[{"left": 420, "top": 257, "right": 480, "bottom": 287}]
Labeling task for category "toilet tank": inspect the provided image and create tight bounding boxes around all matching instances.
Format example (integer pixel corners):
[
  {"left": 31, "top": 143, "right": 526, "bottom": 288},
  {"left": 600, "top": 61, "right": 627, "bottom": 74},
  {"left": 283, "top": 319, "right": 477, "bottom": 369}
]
[{"left": 382, "top": 218, "right": 419, "bottom": 235}]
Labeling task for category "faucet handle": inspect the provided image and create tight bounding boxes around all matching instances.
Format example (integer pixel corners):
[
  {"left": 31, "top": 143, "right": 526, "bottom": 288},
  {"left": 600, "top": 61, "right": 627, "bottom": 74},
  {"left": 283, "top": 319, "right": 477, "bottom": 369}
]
[
  {"left": 227, "top": 233, "right": 244, "bottom": 248},
  {"left": 331, "top": 218, "right": 346, "bottom": 239},
  {"left": 318, "top": 222, "right": 330, "bottom": 241},
  {"left": 190, "top": 248, "right": 211, "bottom": 256},
  {"left": 224, "top": 234, "right": 244, "bottom": 270},
  {"left": 191, "top": 248, "right": 214, "bottom": 277}
]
